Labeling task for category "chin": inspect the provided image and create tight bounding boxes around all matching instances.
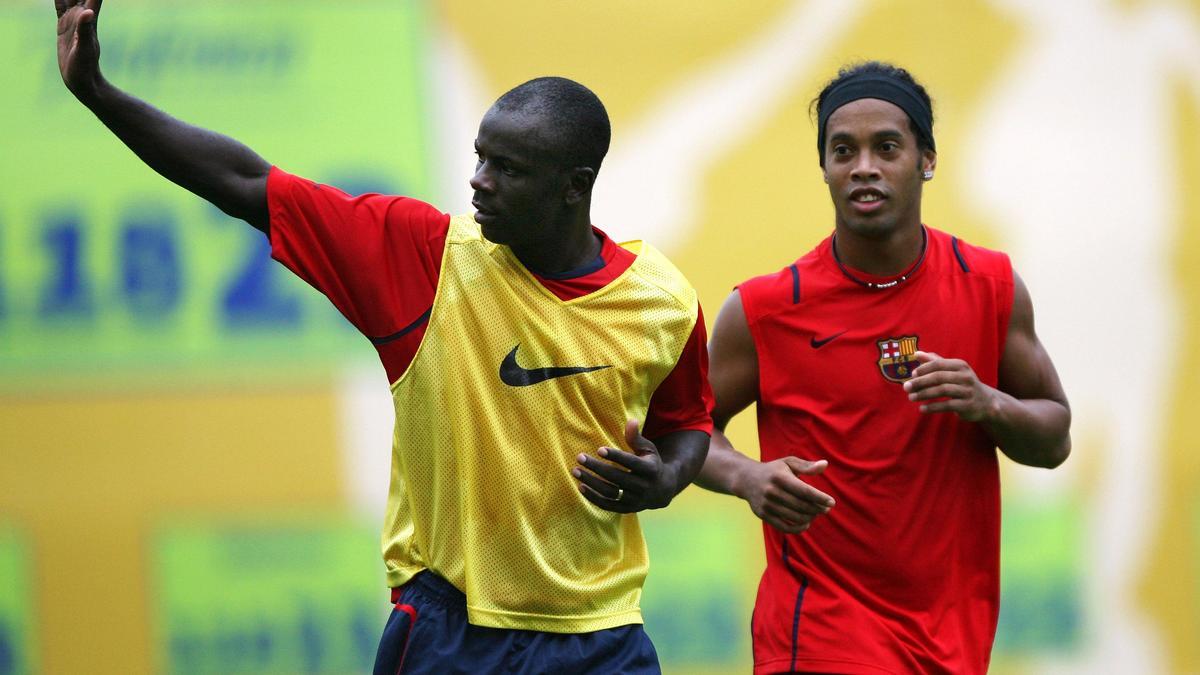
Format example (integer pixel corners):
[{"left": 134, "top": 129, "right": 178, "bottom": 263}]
[
  {"left": 479, "top": 221, "right": 510, "bottom": 245},
  {"left": 842, "top": 216, "right": 899, "bottom": 240}
]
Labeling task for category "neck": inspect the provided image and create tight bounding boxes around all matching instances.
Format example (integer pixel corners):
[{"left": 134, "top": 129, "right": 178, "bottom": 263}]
[
  {"left": 832, "top": 221, "right": 925, "bottom": 276},
  {"left": 510, "top": 214, "right": 601, "bottom": 275}
]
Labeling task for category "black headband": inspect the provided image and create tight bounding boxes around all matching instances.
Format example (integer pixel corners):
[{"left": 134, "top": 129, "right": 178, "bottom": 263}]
[{"left": 817, "top": 74, "right": 934, "bottom": 163}]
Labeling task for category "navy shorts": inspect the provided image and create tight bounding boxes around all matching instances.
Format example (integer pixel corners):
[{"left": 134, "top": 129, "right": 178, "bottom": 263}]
[{"left": 372, "top": 571, "right": 661, "bottom": 675}]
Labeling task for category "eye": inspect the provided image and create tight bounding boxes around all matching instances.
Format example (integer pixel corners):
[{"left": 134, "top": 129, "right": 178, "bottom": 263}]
[
  {"left": 879, "top": 141, "right": 899, "bottom": 153},
  {"left": 832, "top": 144, "right": 852, "bottom": 157}
]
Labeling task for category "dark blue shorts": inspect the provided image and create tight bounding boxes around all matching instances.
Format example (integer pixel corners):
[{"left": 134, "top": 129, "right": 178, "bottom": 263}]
[{"left": 372, "top": 571, "right": 661, "bottom": 675}]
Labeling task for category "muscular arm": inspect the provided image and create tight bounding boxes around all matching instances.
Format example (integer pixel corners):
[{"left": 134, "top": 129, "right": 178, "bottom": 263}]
[
  {"left": 694, "top": 290, "right": 762, "bottom": 495},
  {"left": 693, "top": 291, "right": 834, "bottom": 533},
  {"left": 986, "top": 273, "right": 1072, "bottom": 466},
  {"left": 56, "top": 0, "right": 271, "bottom": 231},
  {"left": 905, "top": 272, "right": 1071, "bottom": 468}
]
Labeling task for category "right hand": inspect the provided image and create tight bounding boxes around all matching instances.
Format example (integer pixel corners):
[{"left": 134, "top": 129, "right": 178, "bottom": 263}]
[
  {"left": 55, "top": 0, "right": 103, "bottom": 96},
  {"left": 735, "top": 457, "right": 835, "bottom": 534}
]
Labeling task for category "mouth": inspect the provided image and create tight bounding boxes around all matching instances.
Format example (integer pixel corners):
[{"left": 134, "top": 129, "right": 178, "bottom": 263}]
[
  {"left": 472, "top": 199, "right": 497, "bottom": 222},
  {"left": 847, "top": 188, "right": 887, "bottom": 214}
]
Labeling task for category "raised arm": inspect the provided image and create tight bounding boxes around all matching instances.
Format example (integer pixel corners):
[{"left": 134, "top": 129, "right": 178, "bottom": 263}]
[
  {"left": 905, "top": 272, "right": 1071, "bottom": 468},
  {"left": 55, "top": 0, "right": 271, "bottom": 231},
  {"left": 694, "top": 290, "right": 834, "bottom": 533}
]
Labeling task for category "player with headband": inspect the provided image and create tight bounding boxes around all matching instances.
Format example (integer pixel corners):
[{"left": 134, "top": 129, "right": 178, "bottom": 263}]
[{"left": 696, "top": 61, "right": 1072, "bottom": 674}]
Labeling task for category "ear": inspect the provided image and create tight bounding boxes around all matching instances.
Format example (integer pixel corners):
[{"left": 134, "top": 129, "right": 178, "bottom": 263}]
[
  {"left": 921, "top": 149, "right": 937, "bottom": 176},
  {"left": 564, "top": 166, "right": 597, "bottom": 205}
]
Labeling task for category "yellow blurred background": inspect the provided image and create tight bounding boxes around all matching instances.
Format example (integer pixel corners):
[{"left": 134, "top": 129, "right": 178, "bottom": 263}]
[{"left": 2, "top": 1, "right": 1199, "bottom": 673}]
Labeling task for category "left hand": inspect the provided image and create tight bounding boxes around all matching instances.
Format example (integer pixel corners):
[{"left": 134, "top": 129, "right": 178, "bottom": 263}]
[
  {"left": 56, "top": 0, "right": 104, "bottom": 97},
  {"left": 903, "top": 351, "right": 999, "bottom": 422},
  {"left": 573, "top": 419, "right": 672, "bottom": 513}
]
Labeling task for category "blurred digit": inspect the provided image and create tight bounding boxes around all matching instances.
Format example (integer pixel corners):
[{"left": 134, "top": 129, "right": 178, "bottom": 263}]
[
  {"left": 38, "top": 215, "right": 94, "bottom": 319},
  {"left": 221, "top": 234, "right": 301, "bottom": 328},
  {"left": 120, "top": 215, "right": 182, "bottom": 319}
]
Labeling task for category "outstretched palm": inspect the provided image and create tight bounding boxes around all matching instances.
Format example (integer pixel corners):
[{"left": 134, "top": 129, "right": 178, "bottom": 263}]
[{"left": 55, "top": 0, "right": 102, "bottom": 94}]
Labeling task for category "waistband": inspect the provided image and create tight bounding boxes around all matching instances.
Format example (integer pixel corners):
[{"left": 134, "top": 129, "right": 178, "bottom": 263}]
[{"left": 390, "top": 570, "right": 466, "bottom": 609}]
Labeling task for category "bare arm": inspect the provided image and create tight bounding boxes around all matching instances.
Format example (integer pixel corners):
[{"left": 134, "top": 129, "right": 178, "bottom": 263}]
[
  {"left": 56, "top": 0, "right": 271, "bottom": 231},
  {"left": 905, "top": 272, "right": 1071, "bottom": 468},
  {"left": 693, "top": 290, "right": 834, "bottom": 533},
  {"left": 694, "top": 290, "right": 762, "bottom": 495}
]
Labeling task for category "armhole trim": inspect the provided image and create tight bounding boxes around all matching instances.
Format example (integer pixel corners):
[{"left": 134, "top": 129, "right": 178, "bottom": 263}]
[
  {"left": 369, "top": 307, "right": 432, "bottom": 346},
  {"left": 951, "top": 237, "right": 971, "bottom": 273}
]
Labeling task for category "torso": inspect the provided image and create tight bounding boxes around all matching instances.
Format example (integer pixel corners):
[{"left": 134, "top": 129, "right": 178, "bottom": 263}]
[{"left": 739, "top": 227, "right": 1013, "bottom": 675}]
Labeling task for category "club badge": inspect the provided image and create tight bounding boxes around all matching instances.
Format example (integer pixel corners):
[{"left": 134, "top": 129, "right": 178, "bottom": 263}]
[{"left": 877, "top": 335, "right": 920, "bottom": 383}]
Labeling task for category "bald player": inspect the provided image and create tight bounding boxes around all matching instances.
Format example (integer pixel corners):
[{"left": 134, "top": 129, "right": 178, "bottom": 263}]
[{"left": 54, "top": 1, "right": 713, "bottom": 672}]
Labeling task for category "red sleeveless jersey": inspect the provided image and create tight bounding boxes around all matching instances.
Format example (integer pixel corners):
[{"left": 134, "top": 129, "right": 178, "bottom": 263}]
[{"left": 738, "top": 227, "right": 1013, "bottom": 675}]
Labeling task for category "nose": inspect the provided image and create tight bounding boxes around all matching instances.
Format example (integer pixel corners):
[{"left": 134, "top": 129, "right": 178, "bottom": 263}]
[
  {"left": 850, "top": 153, "right": 881, "bottom": 182},
  {"left": 470, "top": 161, "right": 493, "bottom": 193}
]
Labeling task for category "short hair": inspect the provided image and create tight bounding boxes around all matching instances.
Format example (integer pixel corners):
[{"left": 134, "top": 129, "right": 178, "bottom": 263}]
[
  {"left": 492, "top": 77, "right": 611, "bottom": 173},
  {"left": 810, "top": 61, "right": 935, "bottom": 164}
]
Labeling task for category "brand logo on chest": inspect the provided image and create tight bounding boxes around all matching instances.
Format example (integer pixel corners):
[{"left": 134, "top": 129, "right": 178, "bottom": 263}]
[
  {"left": 877, "top": 335, "right": 920, "bottom": 383},
  {"left": 499, "top": 344, "right": 611, "bottom": 387}
]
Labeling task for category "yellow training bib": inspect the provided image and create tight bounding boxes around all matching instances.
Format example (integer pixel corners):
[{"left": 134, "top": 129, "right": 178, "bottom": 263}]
[{"left": 381, "top": 216, "right": 699, "bottom": 632}]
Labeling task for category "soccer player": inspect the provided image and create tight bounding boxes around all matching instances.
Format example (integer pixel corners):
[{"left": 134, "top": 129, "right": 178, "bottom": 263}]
[
  {"left": 54, "top": 2, "right": 713, "bottom": 672},
  {"left": 695, "top": 61, "right": 1071, "bottom": 674}
]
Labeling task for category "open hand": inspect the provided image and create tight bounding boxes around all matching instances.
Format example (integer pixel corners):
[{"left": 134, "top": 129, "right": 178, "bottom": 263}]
[
  {"left": 737, "top": 457, "right": 834, "bottom": 534},
  {"left": 574, "top": 419, "right": 672, "bottom": 514},
  {"left": 55, "top": 0, "right": 103, "bottom": 96},
  {"left": 904, "top": 351, "right": 999, "bottom": 422}
]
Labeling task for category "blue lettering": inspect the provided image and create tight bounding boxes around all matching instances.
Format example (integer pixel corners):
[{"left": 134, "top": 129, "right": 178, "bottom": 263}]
[
  {"left": 213, "top": 209, "right": 301, "bottom": 329},
  {"left": 38, "top": 214, "right": 94, "bottom": 320},
  {"left": 0, "top": 620, "right": 15, "bottom": 675},
  {"left": 119, "top": 213, "right": 182, "bottom": 320}
]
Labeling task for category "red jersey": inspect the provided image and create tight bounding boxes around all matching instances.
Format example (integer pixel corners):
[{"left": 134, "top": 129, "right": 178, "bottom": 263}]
[
  {"left": 738, "top": 227, "right": 1013, "bottom": 675},
  {"left": 266, "top": 167, "right": 713, "bottom": 438}
]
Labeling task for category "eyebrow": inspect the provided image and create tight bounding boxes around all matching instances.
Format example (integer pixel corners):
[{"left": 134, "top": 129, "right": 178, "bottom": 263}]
[
  {"left": 474, "top": 145, "right": 534, "bottom": 171},
  {"left": 829, "top": 128, "right": 907, "bottom": 144}
]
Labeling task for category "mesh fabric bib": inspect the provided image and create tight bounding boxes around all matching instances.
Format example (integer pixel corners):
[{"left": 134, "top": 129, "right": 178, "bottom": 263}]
[{"left": 382, "top": 215, "right": 698, "bottom": 632}]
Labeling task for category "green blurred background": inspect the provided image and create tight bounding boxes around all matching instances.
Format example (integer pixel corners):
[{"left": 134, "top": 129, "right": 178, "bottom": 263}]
[{"left": 3, "top": 1, "right": 1199, "bottom": 673}]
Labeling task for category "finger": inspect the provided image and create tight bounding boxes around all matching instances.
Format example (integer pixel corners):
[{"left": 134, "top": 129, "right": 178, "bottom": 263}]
[
  {"left": 904, "top": 368, "right": 965, "bottom": 392},
  {"left": 907, "top": 383, "right": 969, "bottom": 402},
  {"left": 909, "top": 351, "right": 950, "bottom": 379},
  {"left": 778, "top": 477, "right": 835, "bottom": 509},
  {"left": 781, "top": 457, "right": 828, "bottom": 476},
  {"left": 623, "top": 418, "right": 657, "bottom": 456},
  {"left": 595, "top": 445, "right": 656, "bottom": 475},
  {"left": 918, "top": 399, "right": 968, "bottom": 414},
  {"left": 575, "top": 453, "right": 637, "bottom": 484},
  {"left": 75, "top": 6, "right": 98, "bottom": 50},
  {"left": 86, "top": 0, "right": 102, "bottom": 27},
  {"left": 578, "top": 482, "right": 633, "bottom": 513},
  {"left": 572, "top": 463, "right": 623, "bottom": 495},
  {"left": 764, "top": 498, "right": 826, "bottom": 521},
  {"left": 911, "top": 356, "right": 972, "bottom": 381},
  {"left": 913, "top": 350, "right": 940, "bottom": 364},
  {"left": 756, "top": 484, "right": 822, "bottom": 517},
  {"left": 766, "top": 516, "right": 805, "bottom": 534},
  {"left": 765, "top": 513, "right": 815, "bottom": 535}
]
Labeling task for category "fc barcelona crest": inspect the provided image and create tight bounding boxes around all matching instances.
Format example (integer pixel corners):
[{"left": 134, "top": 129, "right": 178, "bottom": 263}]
[{"left": 877, "top": 336, "right": 920, "bottom": 383}]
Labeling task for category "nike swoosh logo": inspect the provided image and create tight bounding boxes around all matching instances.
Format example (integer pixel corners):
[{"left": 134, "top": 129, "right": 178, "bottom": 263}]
[
  {"left": 499, "top": 345, "right": 611, "bottom": 387},
  {"left": 810, "top": 331, "right": 847, "bottom": 349}
]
